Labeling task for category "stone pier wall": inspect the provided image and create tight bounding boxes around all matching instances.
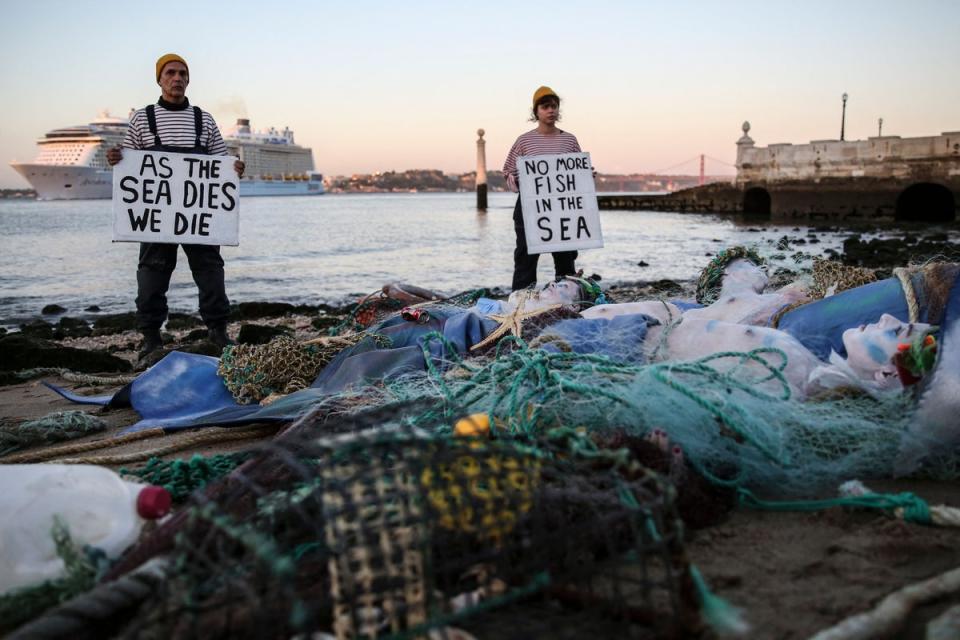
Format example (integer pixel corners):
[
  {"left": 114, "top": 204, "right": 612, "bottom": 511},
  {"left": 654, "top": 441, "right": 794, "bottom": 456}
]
[
  {"left": 599, "top": 126, "right": 960, "bottom": 222},
  {"left": 598, "top": 177, "right": 960, "bottom": 222},
  {"left": 737, "top": 132, "right": 960, "bottom": 184},
  {"left": 598, "top": 183, "right": 741, "bottom": 213}
]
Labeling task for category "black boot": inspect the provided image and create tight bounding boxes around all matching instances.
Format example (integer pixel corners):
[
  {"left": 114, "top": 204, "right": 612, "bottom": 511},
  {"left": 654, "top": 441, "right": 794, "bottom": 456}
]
[
  {"left": 208, "top": 325, "right": 235, "bottom": 349},
  {"left": 139, "top": 328, "right": 164, "bottom": 358}
]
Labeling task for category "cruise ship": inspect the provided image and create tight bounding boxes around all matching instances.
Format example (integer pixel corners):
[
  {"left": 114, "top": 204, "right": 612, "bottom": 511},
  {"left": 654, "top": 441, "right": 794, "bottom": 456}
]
[{"left": 10, "top": 113, "right": 324, "bottom": 200}]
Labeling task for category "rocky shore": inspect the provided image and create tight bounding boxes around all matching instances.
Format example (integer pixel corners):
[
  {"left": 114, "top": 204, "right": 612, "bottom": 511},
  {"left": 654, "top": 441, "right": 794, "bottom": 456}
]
[{"left": 4, "top": 225, "right": 955, "bottom": 384}]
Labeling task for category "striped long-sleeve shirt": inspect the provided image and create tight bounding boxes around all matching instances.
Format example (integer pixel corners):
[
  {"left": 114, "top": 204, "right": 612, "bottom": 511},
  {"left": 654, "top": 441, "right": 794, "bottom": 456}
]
[
  {"left": 502, "top": 129, "right": 582, "bottom": 192},
  {"left": 122, "top": 99, "right": 227, "bottom": 155}
]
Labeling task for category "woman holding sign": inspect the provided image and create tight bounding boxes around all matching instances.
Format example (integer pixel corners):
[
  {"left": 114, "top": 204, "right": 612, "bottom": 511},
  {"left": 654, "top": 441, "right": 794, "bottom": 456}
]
[{"left": 503, "top": 86, "right": 583, "bottom": 291}]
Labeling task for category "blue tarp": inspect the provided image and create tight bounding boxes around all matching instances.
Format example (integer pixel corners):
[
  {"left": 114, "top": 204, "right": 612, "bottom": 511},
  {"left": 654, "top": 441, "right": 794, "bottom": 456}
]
[
  {"left": 536, "top": 314, "right": 657, "bottom": 364},
  {"left": 46, "top": 308, "right": 497, "bottom": 432},
  {"left": 46, "top": 351, "right": 254, "bottom": 432},
  {"left": 310, "top": 307, "right": 495, "bottom": 394},
  {"left": 42, "top": 385, "right": 114, "bottom": 406},
  {"left": 777, "top": 278, "right": 910, "bottom": 360}
]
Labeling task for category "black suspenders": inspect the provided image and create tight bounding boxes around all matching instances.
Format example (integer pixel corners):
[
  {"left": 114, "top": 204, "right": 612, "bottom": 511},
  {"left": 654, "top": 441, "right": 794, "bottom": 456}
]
[
  {"left": 146, "top": 104, "right": 160, "bottom": 147},
  {"left": 192, "top": 106, "right": 202, "bottom": 149},
  {"left": 145, "top": 104, "right": 203, "bottom": 149}
]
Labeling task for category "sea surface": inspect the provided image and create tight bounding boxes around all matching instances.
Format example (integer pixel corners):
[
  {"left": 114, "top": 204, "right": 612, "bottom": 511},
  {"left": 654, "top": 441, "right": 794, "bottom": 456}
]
[{"left": 0, "top": 192, "right": 935, "bottom": 327}]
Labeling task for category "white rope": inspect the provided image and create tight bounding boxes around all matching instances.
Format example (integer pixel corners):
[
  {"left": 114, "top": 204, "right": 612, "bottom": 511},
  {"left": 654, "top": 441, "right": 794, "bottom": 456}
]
[
  {"left": 893, "top": 267, "right": 920, "bottom": 324},
  {"left": 839, "top": 480, "right": 960, "bottom": 528},
  {"left": 808, "top": 566, "right": 960, "bottom": 640}
]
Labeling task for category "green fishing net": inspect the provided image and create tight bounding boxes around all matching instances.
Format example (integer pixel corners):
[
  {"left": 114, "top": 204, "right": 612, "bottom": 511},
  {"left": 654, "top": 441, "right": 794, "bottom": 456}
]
[
  {"left": 325, "top": 332, "right": 946, "bottom": 497},
  {"left": 120, "top": 404, "right": 694, "bottom": 639}
]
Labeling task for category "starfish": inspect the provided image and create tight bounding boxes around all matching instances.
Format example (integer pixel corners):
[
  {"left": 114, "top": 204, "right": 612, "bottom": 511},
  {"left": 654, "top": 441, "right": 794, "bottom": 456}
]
[{"left": 470, "top": 292, "right": 561, "bottom": 352}]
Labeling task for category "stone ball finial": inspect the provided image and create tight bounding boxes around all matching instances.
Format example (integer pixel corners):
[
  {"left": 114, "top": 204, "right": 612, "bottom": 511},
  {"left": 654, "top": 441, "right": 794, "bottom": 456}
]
[
  {"left": 742, "top": 121, "right": 751, "bottom": 134},
  {"left": 477, "top": 128, "right": 485, "bottom": 138}
]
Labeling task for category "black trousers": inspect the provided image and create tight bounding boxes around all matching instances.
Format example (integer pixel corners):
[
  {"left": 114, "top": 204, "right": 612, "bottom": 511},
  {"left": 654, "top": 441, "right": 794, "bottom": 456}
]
[
  {"left": 512, "top": 196, "right": 577, "bottom": 290},
  {"left": 136, "top": 243, "right": 229, "bottom": 331}
]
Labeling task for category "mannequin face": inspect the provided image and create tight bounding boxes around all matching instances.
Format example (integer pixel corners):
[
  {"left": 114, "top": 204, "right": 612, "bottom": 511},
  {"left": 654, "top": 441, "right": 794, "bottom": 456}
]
[
  {"left": 720, "top": 259, "right": 768, "bottom": 296},
  {"left": 506, "top": 279, "right": 581, "bottom": 312},
  {"left": 539, "top": 279, "right": 581, "bottom": 305},
  {"left": 842, "top": 314, "right": 931, "bottom": 384}
]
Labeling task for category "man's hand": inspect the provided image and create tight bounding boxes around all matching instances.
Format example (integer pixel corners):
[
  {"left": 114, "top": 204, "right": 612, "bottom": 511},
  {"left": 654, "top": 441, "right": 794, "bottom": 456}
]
[
  {"left": 234, "top": 160, "right": 245, "bottom": 179},
  {"left": 106, "top": 146, "right": 122, "bottom": 166}
]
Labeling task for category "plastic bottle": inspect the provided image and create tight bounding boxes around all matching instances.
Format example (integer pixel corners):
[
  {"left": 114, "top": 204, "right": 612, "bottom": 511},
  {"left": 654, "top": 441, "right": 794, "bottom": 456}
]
[{"left": 0, "top": 464, "right": 171, "bottom": 595}]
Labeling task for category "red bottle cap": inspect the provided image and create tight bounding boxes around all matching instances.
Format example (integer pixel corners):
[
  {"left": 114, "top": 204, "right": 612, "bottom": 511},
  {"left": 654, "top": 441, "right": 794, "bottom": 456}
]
[{"left": 137, "top": 486, "right": 172, "bottom": 519}]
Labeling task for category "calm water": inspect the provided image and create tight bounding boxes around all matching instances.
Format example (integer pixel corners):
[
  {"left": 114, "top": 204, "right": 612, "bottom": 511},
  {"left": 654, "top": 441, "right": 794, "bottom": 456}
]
[{"left": 0, "top": 192, "right": 880, "bottom": 325}]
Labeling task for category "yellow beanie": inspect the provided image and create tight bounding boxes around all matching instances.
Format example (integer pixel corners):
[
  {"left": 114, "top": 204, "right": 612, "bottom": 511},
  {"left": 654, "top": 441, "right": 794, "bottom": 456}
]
[
  {"left": 156, "top": 53, "right": 188, "bottom": 82},
  {"left": 532, "top": 86, "right": 558, "bottom": 108}
]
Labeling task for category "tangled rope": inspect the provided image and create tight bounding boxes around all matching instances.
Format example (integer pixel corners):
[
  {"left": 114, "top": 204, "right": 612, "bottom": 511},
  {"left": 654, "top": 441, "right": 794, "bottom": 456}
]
[
  {"left": 2, "top": 423, "right": 275, "bottom": 466},
  {"left": 809, "top": 258, "right": 878, "bottom": 299},
  {"left": 46, "top": 424, "right": 276, "bottom": 465},
  {"left": 418, "top": 332, "right": 792, "bottom": 481},
  {"left": 808, "top": 566, "right": 960, "bottom": 640},
  {"left": 9, "top": 368, "right": 137, "bottom": 386},
  {"left": 6, "top": 558, "right": 170, "bottom": 640},
  {"left": 218, "top": 335, "right": 361, "bottom": 404},
  {"left": 1, "top": 411, "right": 106, "bottom": 457},
  {"left": 121, "top": 452, "right": 251, "bottom": 502},
  {"left": 893, "top": 267, "right": 921, "bottom": 323},
  {"left": 327, "top": 292, "right": 404, "bottom": 336},
  {"left": 1, "top": 428, "right": 166, "bottom": 464},
  {"left": 327, "top": 288, "right": 487, "bottom": 337}
]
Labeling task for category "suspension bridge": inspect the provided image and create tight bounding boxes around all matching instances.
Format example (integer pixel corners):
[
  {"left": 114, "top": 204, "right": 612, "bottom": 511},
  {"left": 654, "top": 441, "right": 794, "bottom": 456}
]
[{"left": 647, "top": 154, "right": 738, "bottom": 187}]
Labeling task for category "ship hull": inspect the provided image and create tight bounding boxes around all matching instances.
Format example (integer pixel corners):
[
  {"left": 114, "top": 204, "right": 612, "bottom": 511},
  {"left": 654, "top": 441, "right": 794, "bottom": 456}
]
[
  {"left": 11, "top": 164, "right": 324, "bottom": 200},
  {"left": 11, "top": 163, "right": 112, "bottom": 200},
  {"left": 240, "top": 180, "right": 324, "bottom": 196}
]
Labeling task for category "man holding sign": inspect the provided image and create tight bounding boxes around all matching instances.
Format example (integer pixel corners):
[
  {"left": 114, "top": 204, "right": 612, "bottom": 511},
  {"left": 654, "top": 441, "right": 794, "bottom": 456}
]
[
  {"left": 107, "top": 53, "right": 244, "bottom": 356},
  {"left": 503, "top": 86, "right": 602, "bottom": 291}
]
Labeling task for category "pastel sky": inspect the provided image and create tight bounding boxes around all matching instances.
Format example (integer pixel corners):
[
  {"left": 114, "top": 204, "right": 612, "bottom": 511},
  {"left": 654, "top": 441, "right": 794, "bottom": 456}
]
[{"left": 2, "top": 0, "right": 958, "bottom": 188}]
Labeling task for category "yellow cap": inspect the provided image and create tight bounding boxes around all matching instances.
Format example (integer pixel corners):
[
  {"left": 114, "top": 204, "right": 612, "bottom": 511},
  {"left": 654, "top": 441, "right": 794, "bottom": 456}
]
[
  {"left": 454, "top": 413, "right": 491, "bottom": 437},
  {"left": 156, "top": 53, "right": 188, "bottom": 82},
  {"left": 532, "top": 86, "right": 558, "bottom": 108}
]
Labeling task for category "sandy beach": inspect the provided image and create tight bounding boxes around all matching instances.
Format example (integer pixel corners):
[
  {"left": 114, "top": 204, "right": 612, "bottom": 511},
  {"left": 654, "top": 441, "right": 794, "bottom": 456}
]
[{"left": 2, "top": 258, "right": 959, "bottom": 638}]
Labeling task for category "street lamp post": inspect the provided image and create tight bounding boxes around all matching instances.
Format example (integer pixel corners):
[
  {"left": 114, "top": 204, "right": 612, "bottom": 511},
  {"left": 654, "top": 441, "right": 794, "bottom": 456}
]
[
  {"left": 878, "top": 117, "right": 883, "bottom": 137},
  {"left": 840, "top": 92, "right": 848, "bottom": 141}
]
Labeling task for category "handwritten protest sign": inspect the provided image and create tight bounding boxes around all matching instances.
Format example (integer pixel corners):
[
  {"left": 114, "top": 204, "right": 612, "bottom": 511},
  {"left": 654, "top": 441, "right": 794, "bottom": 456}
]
[
  {"left": 112, "top": 150, "right": 239, "bottom": 246},
  {"left": 517, "top": 152, "right": 603, "bottom": 254}
]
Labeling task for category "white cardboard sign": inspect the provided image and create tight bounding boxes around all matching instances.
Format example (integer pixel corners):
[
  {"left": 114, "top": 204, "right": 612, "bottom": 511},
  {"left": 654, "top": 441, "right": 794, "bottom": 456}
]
[
  {"left": 517, "top": 152, "right": 603, "bottom": 254},
  {"left": 112, "top": 150, "right": 239, "bottom": 246}
]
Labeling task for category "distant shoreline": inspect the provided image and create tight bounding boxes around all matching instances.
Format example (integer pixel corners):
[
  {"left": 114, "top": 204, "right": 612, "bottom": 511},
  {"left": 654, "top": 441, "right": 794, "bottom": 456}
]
[
  {"left": 0, "top": 171, "right": 731, "bottom": 200},
  {"left": 0, "top": 188, "right": 36, "bottom": 199}
]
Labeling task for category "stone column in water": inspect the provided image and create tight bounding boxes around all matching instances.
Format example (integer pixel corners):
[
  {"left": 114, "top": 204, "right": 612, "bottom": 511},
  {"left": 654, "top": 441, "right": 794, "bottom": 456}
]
[
  {"left": 734, "top": 121, "right": 754, "bottom": 187},
  {"left": 476, "top": 128, "right": 488, "bottom": 211}
]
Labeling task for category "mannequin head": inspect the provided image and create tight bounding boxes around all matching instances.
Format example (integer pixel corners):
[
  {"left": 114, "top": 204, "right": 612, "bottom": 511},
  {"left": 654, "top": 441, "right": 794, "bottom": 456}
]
[
  {"left": 538, "top": 279, "right": 582, "bottom": 306},
  {"left": 720, "top": 259, "right": 769, "bottom": 296},
  {"left": 696, "top": 246, "right": 765, "bottom": 304},
  {"left": 505, "top": 277, "right": 605, "bottom": 313},
  {"left": 842, "top": 314, "right": 932, "bottom": 388}
]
